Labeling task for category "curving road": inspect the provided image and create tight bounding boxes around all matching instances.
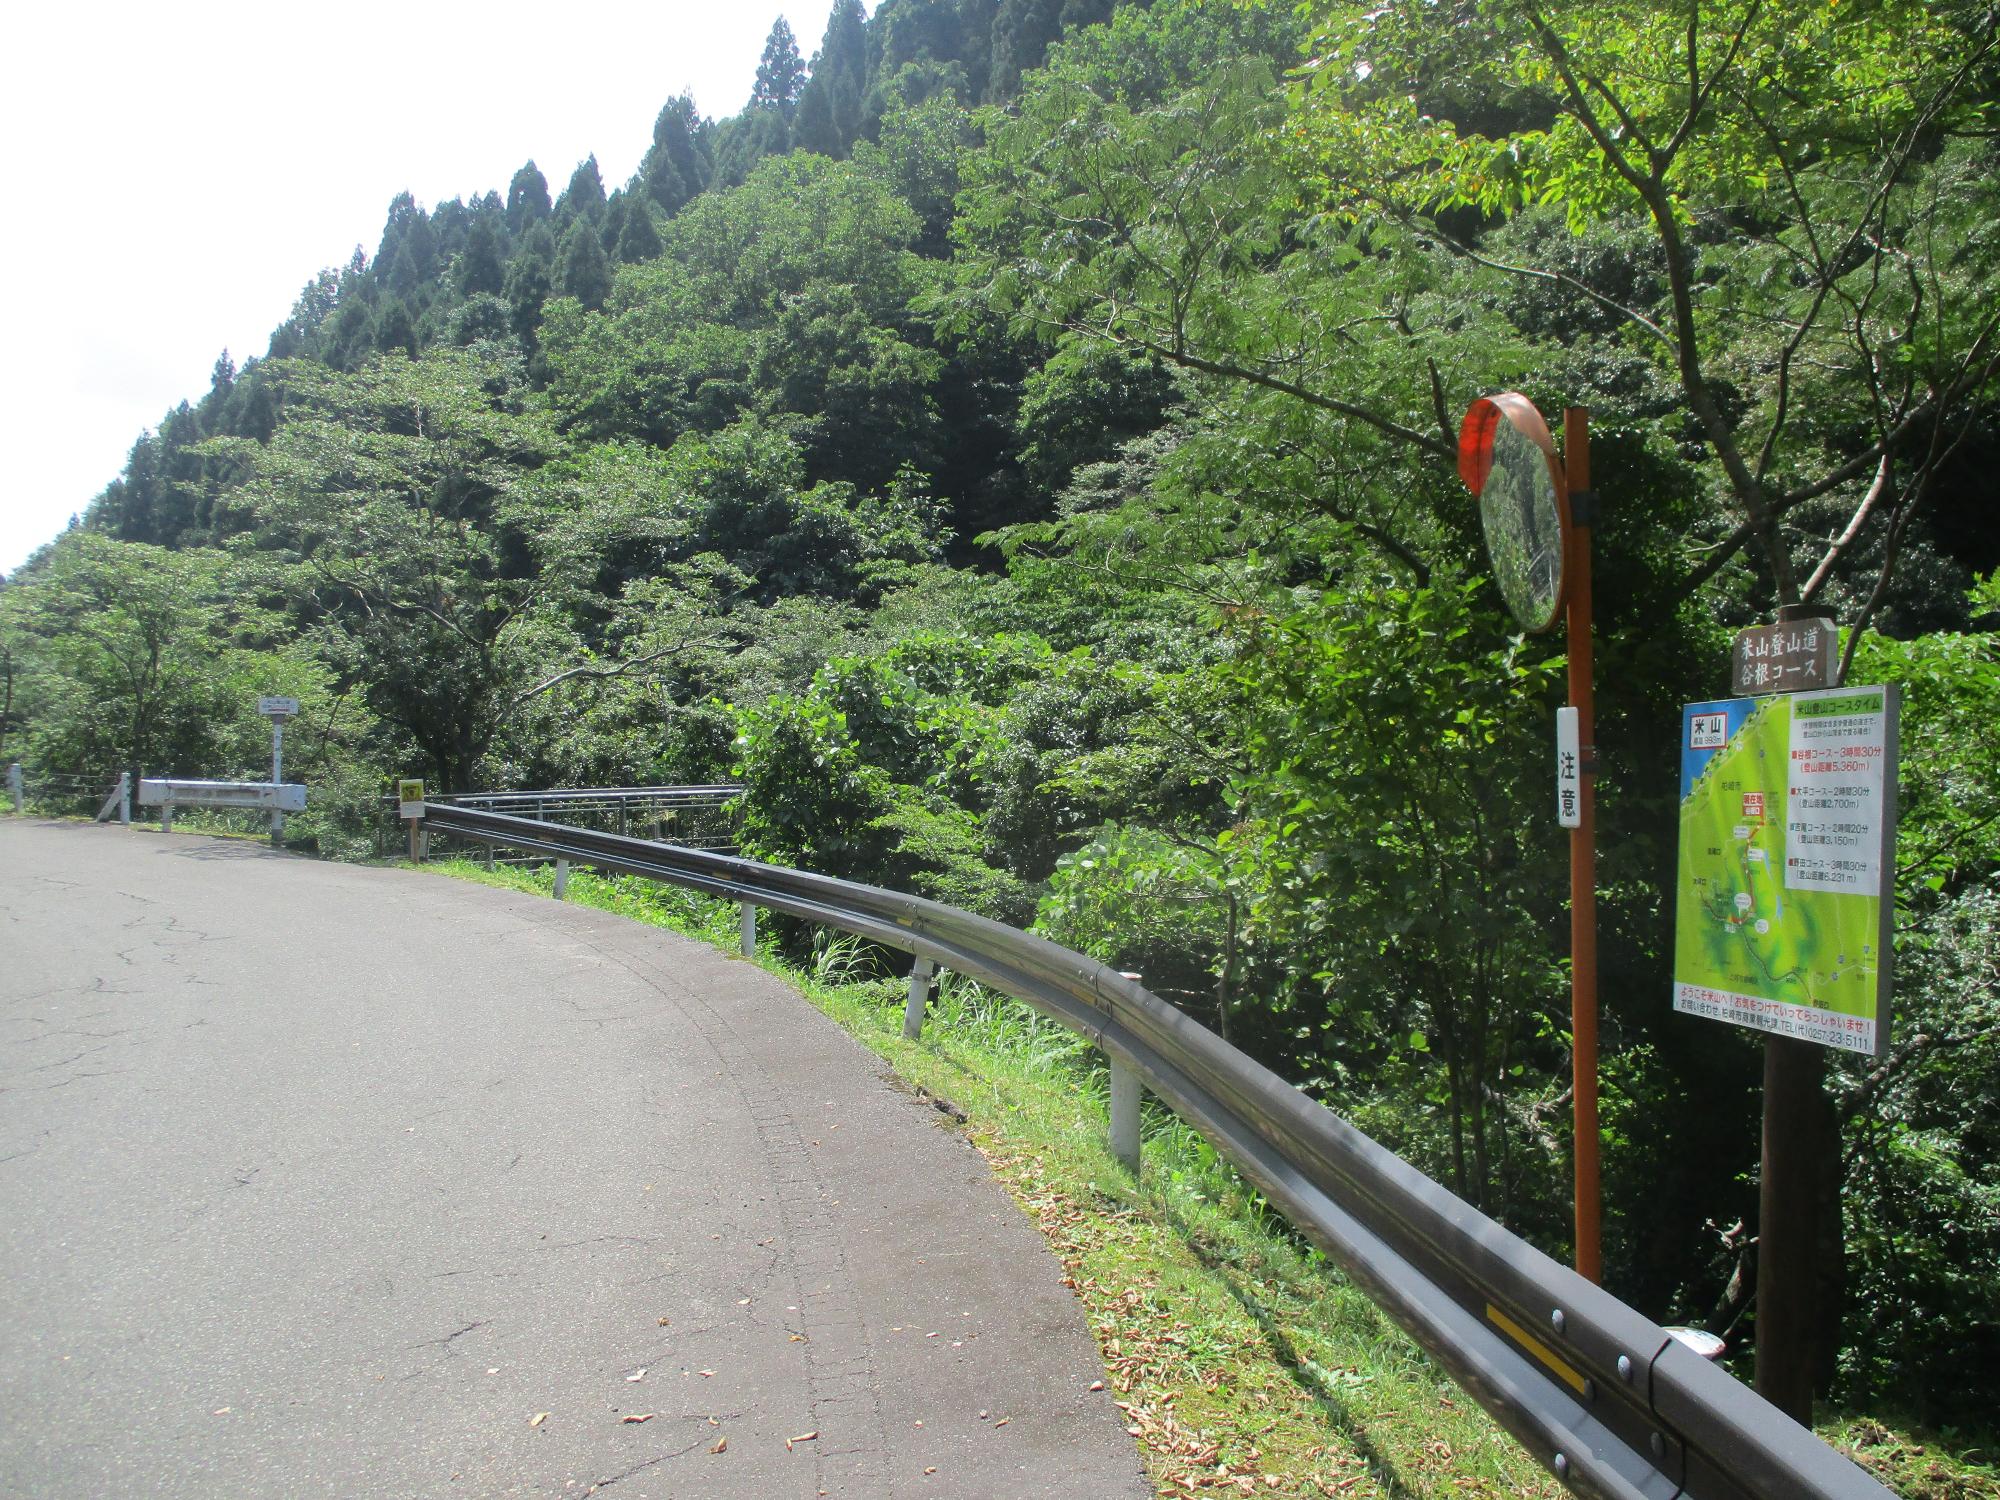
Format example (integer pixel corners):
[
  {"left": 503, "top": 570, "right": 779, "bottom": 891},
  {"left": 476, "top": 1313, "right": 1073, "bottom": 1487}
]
[{"left": 0, "top": 821, "right": 1148, "bottom": 1499}]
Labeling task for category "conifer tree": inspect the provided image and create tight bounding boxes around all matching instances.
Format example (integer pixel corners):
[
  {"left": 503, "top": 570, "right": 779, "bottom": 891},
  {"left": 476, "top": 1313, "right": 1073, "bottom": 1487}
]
[
  {"left": 599, "top": 191, "right": 630, "bottom": 255},
  {"left": 376, "top": 192, "right": 423, "bottom": 273},
  {"left": 558, "top": 219, "right": 614, "bottom": 310},
  {"left": 796, "top": 0, "right": 869, "bottom": 156},
  {"left": 429, "top": 197, "right": 472, "bottom": 261},
  {"left": 456, "top": 219, "right": 507, "bottom": 298},
  {"left": 753, "top": 17, "right": 807, "bottom": 116},
  {"left": 328, "top": 297, "right": 376, "bottom": 372},
  {"left": 375, "top": 297, "right": 418, "bottom": 356},
  {"left": 231, "top": 370, "right": 278, "bottom": 444},
  {"left": 957, "top": 0, "right": 1001, "bottom": 101},
  {"left": 643, "top": 152, "right": 690, "bottom": 217},
  {"left": 506, "top": 161, "right": 552, "bottom": 234},
  {"left": 641, "top": 94, "right": 710, "bottom": 214},
  {"left": 505, "top": 223, "right": 559, "bottom": 343},
  {"left": 399, "top": 204, "right": 436, "bottom": 287},
  {"left": 559, "top": 156, "right": 607, "bottom": 221},
  {"left": 106, "top": 432, "right": 160, "bottom": 543},
  {"left": 793, "top": 85, "right": 837, "bottom": 157},
  {"left": 615, "top": 201, "right": 663, "bottom": 263},
  {"left": 985, "top": 0, "right": 1073, "bottom": 101},
  {"left": 711, "top": 106, "right": 792, "bottom": 185},
  {"left": 388, "top": 241, "right": 424, "bottom": 299}
]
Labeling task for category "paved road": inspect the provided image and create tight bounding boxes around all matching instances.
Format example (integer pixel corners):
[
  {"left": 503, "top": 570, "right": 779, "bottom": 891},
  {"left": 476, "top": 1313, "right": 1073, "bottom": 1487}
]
[{"left": 0, "top": 821, "right": 1148, "bottom": 1499}]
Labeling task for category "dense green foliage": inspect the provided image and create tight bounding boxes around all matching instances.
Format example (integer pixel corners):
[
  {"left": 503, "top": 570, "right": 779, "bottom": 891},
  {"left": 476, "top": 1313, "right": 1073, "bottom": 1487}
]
[{"left": 4, "top": 0, "right": 1995, "bottom": 1432}]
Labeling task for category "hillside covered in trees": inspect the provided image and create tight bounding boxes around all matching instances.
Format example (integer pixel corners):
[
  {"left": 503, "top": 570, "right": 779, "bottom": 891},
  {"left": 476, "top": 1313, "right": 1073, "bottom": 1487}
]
[{"left": 3, "top": 0, "right": 1996, "bottom": 1434}]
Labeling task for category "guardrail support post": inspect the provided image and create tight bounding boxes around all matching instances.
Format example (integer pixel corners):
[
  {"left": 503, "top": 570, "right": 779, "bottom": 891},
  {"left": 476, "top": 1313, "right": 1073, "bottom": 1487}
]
[
  {"left": 1109, "top": 1057, "right": 1142, "bottom": 1176},
  {"left": 904, "top": 956, "right": 934, "bottom": 1041},
  {"left": 7, "top": 764, "right": 20, "bottom": 814},
  {"left": 160, "top": 793, "right": 174, "bottom": 834},
  {"left": 553, "top": 858, "right": 570, "bottom": 900},
  {"left": 484, "top": 843, "right": 495, "bottom": 872},
  {"left": 739, "top": 902, "right": 756, "bottom": 957}
]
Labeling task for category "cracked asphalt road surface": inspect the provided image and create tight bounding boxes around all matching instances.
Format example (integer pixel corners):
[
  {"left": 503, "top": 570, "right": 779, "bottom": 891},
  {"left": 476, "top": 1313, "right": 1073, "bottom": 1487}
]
[{"left": 0, "top": 821, "right": 1150, "bottom": 1499}]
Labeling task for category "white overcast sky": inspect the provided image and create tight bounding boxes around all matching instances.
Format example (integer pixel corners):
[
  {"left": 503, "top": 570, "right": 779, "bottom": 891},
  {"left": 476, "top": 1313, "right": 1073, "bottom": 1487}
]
[{"left": 0, "top": 0, "right": 839, "bottom": 576}]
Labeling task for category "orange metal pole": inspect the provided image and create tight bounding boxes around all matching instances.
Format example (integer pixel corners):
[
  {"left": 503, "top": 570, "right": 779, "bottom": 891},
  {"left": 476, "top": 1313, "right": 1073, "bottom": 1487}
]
[{"left": 1565, "top": 407, "right": 1602, "bottom": 1284}]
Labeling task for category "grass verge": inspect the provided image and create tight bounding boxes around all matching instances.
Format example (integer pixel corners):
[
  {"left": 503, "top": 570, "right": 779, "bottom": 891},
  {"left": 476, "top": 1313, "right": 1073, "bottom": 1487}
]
[{"left": 428, "top": 857, "right": 1996, "bottom": 1500}]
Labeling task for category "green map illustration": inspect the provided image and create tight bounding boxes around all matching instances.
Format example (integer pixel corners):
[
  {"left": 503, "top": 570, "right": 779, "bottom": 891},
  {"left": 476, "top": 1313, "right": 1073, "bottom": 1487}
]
[{"left": 1675, "top": 699, "right": 1879, "bottom": 1018}]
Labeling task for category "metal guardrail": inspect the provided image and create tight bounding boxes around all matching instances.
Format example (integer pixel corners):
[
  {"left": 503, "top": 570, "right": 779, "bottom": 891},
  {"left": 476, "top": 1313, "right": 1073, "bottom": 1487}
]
[
  {"left": 141, "top": 778, "right": 306, "bottom": 846},
  {"left": 428, "top": 785, "right": 740, "bottom": 850},
  {"left": 417, "top": 803, "right": 1890, "bottom": 1500},
  {"left": 141, "top": 778, "right": 308, "bottom": 813}
]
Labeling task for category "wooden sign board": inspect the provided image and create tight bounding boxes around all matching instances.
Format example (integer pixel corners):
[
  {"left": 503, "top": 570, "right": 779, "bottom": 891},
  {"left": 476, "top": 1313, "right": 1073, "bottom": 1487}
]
[{"left": 1731, "top": 619, "right": 1834, "bottom": 696}]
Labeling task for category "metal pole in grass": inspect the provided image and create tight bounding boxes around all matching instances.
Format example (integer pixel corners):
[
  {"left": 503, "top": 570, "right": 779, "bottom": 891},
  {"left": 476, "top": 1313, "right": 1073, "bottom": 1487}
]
[{"left": 904, "top": 957, "right": 934, "bottom": 1041}]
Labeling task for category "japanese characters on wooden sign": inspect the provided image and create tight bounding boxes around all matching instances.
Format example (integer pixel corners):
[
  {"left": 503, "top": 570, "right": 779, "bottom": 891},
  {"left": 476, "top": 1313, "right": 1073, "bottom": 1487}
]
[{"left": 1731, "top": 618, "right": 1834, "bottom": 696}]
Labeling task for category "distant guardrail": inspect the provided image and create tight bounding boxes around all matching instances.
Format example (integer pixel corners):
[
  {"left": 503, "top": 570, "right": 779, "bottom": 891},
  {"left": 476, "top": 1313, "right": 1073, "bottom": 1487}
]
[
  {"left": 413, "top": 802, "right": 1890, "bottom": 1500},
  {"left": 426, "top": 784, "right": 740, "bottom": 851},
  {"left": 141, "top": 778, "right": 306, "bottom": 845}
]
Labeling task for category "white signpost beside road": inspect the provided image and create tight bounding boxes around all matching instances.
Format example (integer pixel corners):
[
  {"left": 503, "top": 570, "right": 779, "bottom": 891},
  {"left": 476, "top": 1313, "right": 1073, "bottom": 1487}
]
[{"left": 258, "top": 696, "right": 301, "bottom": 845}]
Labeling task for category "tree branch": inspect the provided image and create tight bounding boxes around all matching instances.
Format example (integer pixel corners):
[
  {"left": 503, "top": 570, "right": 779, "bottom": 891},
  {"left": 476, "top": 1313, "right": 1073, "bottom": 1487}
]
[
  {"left": 1100, "top": 326, "right": 1457, "bottom": 460},
  {"left": 508, "top": 640, "right": 699, "bottom": 710},
  {"left": 1800, "top": 455, "right": 1891, "bottom": 603}
]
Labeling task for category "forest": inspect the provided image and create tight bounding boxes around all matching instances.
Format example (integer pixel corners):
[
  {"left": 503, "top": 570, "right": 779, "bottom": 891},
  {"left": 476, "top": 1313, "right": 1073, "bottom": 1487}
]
[{"left": 2, "top": 0, "right": 1995, "bottom": 1434}]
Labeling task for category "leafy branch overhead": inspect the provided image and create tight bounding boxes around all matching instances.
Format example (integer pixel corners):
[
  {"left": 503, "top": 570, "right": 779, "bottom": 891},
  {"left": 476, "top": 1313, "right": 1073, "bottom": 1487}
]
[{"left": 1292, "top": 0, "right": 2000, "bottom": 612}]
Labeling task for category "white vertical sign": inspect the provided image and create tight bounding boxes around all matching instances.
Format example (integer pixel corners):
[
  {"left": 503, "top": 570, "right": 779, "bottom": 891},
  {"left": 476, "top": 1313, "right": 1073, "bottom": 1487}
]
[{"left": 1556, "top": 706, "right": 1582, "bottom": 828}]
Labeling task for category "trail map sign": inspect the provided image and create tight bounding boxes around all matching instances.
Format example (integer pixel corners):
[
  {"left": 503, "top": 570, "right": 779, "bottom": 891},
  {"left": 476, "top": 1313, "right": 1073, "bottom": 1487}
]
[{"left": 1673, "top": 685, "right": 1898, "bottom": 1055}]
